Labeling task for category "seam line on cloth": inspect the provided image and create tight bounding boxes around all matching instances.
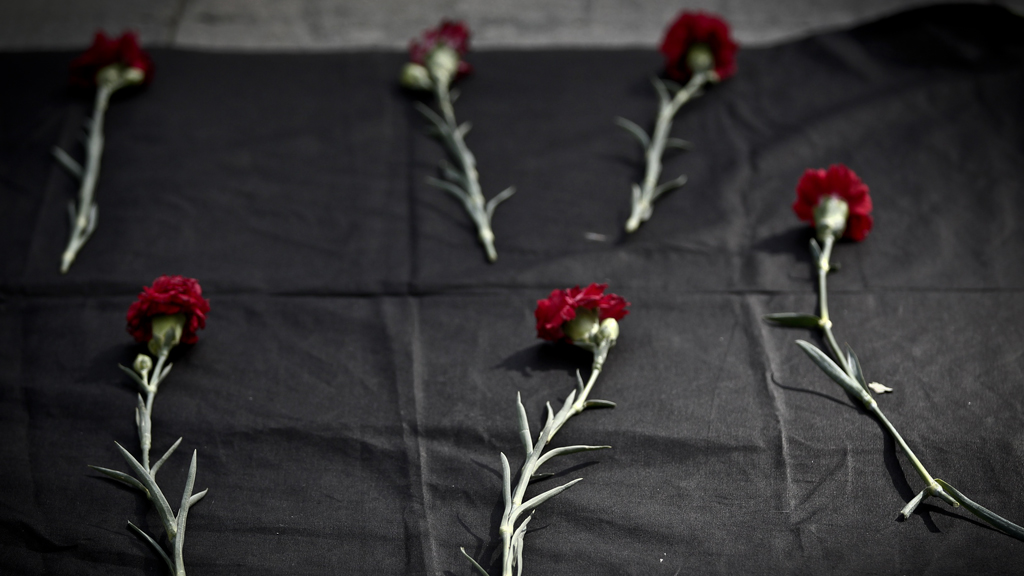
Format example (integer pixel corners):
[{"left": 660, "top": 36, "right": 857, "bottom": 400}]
[{"left": 4, "top": 285, "right": 1024, "bottom": 301}]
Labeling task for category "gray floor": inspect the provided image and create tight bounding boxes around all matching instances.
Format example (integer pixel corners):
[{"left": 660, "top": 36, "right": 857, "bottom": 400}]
[{"left": 3, "top": 0, "right": 1022, "bottom": 51}]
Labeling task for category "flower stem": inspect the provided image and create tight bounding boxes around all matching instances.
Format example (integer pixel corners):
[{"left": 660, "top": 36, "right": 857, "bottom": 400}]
[
  {"left": 624, "top": 72, "right": 707, "bottom": 233},
  {"left": 421, "top": 76, "right": 513, "bottom": 262},
  {"left": 812, "top": 238, "right": 953, "bottom": 508},
  {"left": 139, "top": 349, "right": 169, "bottom": 470},
  {"left": 474, "top": 343, "right": 613, "bottom": 576},
  {"left": 59, "top": 83, "right": 113, "bottom": 273},
  {"left": 92, "top": 347, "right": 207, "bottom": 575}
]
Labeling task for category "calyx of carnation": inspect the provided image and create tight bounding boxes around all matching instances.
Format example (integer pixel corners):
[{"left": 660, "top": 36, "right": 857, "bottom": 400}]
[
  {"left": 686, "top": 44, "right": 714, "bottom": 75},
  {"left": 426, "top": 45, "right": 460, "bottom": 88},
  {"left": 814, "top": 195, "right": 850, "bottom": 242},
  {"left": 149, "top": 314, "right": 185, "bottom": 355}
]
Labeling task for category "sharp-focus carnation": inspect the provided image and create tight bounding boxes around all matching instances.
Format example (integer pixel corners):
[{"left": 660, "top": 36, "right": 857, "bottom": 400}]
[
  {"left": 535, "top": 284, "right": 629, "bottom": 342},
  {"left": 659, "top": 12, "right": 737, "bottom": 82},
  {"left": 793, "top": 164, "right": 874, "bottom": 241},
  {"left": 126, "top": 276, "right": 210, "bottom": 345},
  {"left": 409, "top": 20, "right": 473, "bottom": 76},
  {"left": 70, "top": 31, "right": 154, "bottom": 87}
]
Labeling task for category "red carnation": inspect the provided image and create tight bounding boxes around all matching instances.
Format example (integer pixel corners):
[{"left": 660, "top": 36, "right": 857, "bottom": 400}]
[
  {"left": 70, "top": 31, "right": 154, "bottom": 87},
  {"left": 660, "top": 12, "right": 737, "bottom": 82},
  {"left": 793, "top": 164, "right": 874, "bottom": 241},
  {"left": 126, "top": 276, "right": 210, "bottom": 345},
  {"left": 409, "top": 20, "right": 473, "bottom": 77},
  {"left": 535, "top": 284, "right": 629, "bottom": 342}
]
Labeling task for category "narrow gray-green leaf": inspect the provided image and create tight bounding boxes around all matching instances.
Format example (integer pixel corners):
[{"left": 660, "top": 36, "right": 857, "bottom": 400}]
[
  {"left": 513, "top": 478, "right": 582, "bottom": 523},
  {"left": 653, "top": 175, "right": 687, "bottom": 199},
  {"left": 665, "top": 138, "right": 693, "bottom": 151},
  {"left": 509, "top": 529, "right": 521, "bottom": 576},
  {"left": 537, "top": 401, "right": 556, "bottom": 450},
  {"left": 127, "top": 521, "right": 174, "bottom": 573},
  {"left": 52, "top": 147, "right": 83, "bottom": 179},
  {"left": 899, "top": 488, "right": 927, "bottom": 519},
  {"left": 844, "top": 343, "right": 868, "bottom": 389},
  {"left": 114, "top": 442, "right": 177, "bottom": 540},
  {"left": 583, "top": 399, "right": 616, "bottom": 410},
  {"left": 662, "top": 79, "right": 683, "bottom": 93},
  {"left": 935, "top": 479, "right": 1024, "bottom": 541},
  {"left": 575, "top": 370, "right": 585, "bottom": 397},
  {"left": 515, "top": 392, "right": 533, "bottom": 458},
  {"left": 413, "top": 101, "right": 447, "bottom": 133},
  {"left": 794, "top": 340, "right": 870, "bottom": 404},
  {"left": 457, "top": 121, "right": 472, "bottom": 139},
  {"left": 614, "top": 117, "right": 650, "bottom": 149},
  {"left": 630, "top": 183, "right": 641, "bottom": 205},
  {"left": 189, "top": 488, "right": 208, "bottom": 507},
  {"left": 764, "top": 313, "right": 822, "bottom": 329},
  {"left": 536, "top": 445, "right": 611, "bottom": 469},
  {"left": 174, "top": 451, "right": 199, "bottom": 565},
  {"left": 512, "top": 514, "right": 532, "bottom": 576},
  {"left": 485, "top": 186, "right": 516, "bottom": 220},
  {"left": 426, "top": 176, "right": 468, "bottom": 202},
  {"left": 151, "top": 437, "right": 182, "bottom": 479},
  {"left": 117, "top": 364, "right": 147, "bottom": 391},
  {"left": 809, "top": 238, "right": 822, "bottom": 263},
  {"left": 500, "top": 452, "right": 512, "bottom": 519},
  {"left": 460, "top": 547, "right": 491, "bottom": 576},
  {"left": 88, "top": 465, "right": 147, "bottom": 494},
  {"left": 158, "top": 362, "right": 172, "bottom": 382},
  {"left": 440, "top": 161, "right": 467, "bottom": 188},
  {"left": 554, "top": 390, "right": 577, "bottom": 422},
  {"left": 511, "top": 513, "right": 532, "bottom": 542},
  {"left": 530, "top": 472, "right": 554, "bottom": 480},
  {"left": 84, "top": 205, "right": 98, "bottom": 237},
  {"left": 651, "top": 77, "right": 671, "bottom": 104}
]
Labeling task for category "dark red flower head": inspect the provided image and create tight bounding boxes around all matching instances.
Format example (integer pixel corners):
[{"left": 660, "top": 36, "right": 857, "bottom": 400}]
[
  {"left": 535, "top": 284, "right": 629, "bottom": 342},
  {"left": 70, "top": 31, "right": 154, "bottom": 87},
  {"left": 660, "top": 12, "right": 737, "bottom": 82},
  {"left": 409, "top": 20, "right": 473, "bottom": 76},
  {"left": 126, "top": 276, "right": 210, "bottom": 345},
  {"left": 793, "top": 164, "right": 874, "bottom": 241}
]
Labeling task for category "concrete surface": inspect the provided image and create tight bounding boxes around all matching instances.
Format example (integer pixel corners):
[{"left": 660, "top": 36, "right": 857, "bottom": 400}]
[{"left": 1, "top": 0, "right": 1022, "bottom": 50}]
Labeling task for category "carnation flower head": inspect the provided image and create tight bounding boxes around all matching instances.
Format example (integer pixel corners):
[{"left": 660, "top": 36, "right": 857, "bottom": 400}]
[
  {"left": 70, "top": 31, "right": 153, "bottom": 88},
  {"left": 126, "top": 276, "right": 210, "bottom": 352},
  {"left": 793, "top": 164, "right": 874, "bottom": 242},
  {"left": 535, "top": 284, "right": 629, "bottom": 343},
  {"left": 660, "top": 12, "right": 737, "bottom": 83}
]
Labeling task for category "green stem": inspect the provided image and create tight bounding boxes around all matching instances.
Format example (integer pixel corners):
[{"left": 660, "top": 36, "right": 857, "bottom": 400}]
[
  {"left": 796, "top": 235, "right": 1024, "bottom": 534},
  {"left": 625, "top": 72, "right": 707, "bottom": 233},
  {"left": 60, "top": 83, "right": 112, "bottom": 273},
  {"left": 139, "top": 349, "right": 169, "bottom": 470},
  {"left": 813, "top": 236, "right": 942, "bottom": 496},
  {"left": 430, "top": 77, "right": 500, "bottom": 262},
  {"left": 496, "top": 347, "right": 611, "bottom": 576}
]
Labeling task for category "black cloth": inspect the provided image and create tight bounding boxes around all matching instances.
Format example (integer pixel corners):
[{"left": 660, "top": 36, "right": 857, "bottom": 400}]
[{"left": 2, "top": 4, "right": 1024, "bottom": 574}]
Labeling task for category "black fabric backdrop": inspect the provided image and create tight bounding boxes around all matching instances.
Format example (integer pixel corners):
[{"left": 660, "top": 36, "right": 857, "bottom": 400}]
[{"left": 2, "top": 4, "right": 1024, "bottom": 574}]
